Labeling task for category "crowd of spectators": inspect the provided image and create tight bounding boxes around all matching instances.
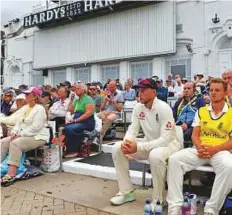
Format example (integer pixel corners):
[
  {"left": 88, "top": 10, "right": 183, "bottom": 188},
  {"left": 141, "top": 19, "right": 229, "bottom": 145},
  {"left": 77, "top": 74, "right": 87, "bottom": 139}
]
[{"left": 0, "top": 69, "right": 232, "bottom": 205}]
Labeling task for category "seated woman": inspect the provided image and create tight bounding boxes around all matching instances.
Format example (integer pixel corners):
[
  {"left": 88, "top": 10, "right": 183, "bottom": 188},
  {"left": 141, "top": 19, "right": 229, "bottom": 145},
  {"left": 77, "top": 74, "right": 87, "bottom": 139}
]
[
  {"left": 49, "top": 87, "right": 70, "bottom": 132},
  {"left": 0, "top": 87, "right": 49, "bottom": 186},
  {"left": 65, "top": 83, "right": 95, "bottom": 158}
]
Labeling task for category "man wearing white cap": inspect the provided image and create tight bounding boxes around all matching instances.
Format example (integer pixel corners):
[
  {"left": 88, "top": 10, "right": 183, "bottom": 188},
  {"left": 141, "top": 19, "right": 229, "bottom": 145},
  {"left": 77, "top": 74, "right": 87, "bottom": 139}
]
[{"left": 0, "top": 94, "right": 26, "bottom": 137}]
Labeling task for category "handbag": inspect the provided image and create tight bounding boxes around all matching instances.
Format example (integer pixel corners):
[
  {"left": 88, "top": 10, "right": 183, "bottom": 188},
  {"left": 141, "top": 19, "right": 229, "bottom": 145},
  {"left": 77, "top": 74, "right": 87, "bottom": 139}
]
[{"left": 40, "top": 144, "right": 62, "bottom": 172}]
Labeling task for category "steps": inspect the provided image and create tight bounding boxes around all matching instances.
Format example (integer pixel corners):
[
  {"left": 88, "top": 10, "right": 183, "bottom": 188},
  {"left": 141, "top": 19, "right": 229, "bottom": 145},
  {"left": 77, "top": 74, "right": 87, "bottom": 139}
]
[{"left": 62, "top": 142, "right": 152, "bottom": 186}]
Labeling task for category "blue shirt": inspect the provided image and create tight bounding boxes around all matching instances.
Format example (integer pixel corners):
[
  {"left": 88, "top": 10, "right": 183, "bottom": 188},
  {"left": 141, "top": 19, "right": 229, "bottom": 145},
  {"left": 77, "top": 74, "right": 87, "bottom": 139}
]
[
  {"left": 157, "top": 87, "right": 168, "bottom": 102},
  {"left": 1, "top": 101, "right": 13, "bottom": 116},
  {"left": 123, "top": 89, "right": 136, "bottom": 101}
]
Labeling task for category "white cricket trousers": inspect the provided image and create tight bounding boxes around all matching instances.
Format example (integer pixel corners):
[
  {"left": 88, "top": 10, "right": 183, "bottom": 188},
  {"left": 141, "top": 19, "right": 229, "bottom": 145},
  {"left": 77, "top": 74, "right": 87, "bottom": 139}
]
[
  {"left": 167, "top": 148, "right": 232, "bottom": 215},
  {"left": 112, "top": 141, "right": 178, "bottom": 202}
]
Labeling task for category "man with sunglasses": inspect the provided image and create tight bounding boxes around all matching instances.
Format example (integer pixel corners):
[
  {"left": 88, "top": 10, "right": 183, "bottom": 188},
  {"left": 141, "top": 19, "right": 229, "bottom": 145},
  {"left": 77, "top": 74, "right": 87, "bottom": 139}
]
[
  {"left": 110, "top": 78, "right": 181, "bottom": 209},
  {"left": 88, "top": 85, "right": 102, "bottom": 113},
  {"left": 1, "top": 90, "right": 14, "bottom": 116}
]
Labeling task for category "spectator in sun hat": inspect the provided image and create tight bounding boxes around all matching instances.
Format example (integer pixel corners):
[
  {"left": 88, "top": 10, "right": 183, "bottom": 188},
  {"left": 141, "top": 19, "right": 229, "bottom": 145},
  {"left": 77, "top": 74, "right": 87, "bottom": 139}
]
[
  {"left": 60, "top": 81, "right": 71, "bottom": 89},
  {"left": 18, "top": 85, "right": 28, "bottom": 93},
  {"left": 181, "top": 78, "right": 188, "bottom": 85},
  {"left": 0, "top": 93, "right": 27, "bottom": 137},
  {"left": 1, "top": 86, "right": 49, "bottom": 186},
  {"left": 9, "top": 93, "right": 26, "bottom": 113}
]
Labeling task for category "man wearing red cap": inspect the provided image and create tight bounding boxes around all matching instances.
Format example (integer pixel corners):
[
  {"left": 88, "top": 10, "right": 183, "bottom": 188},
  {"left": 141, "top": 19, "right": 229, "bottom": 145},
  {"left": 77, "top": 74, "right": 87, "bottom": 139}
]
[{"left": 110, "top": 78, "right": 182, "bottom": 210}]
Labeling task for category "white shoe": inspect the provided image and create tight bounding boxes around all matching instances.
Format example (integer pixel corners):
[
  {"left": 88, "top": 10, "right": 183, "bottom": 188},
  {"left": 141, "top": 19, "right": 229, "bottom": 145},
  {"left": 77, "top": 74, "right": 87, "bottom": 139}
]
[{"left": 110, "top": 191, "right": 135, "bottom": 206}]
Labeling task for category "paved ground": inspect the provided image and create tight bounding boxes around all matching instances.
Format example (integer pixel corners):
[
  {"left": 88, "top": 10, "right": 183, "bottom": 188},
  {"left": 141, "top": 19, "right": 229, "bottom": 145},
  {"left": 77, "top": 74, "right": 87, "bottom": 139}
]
[
  {"left": 1, "top": 172, "right": 207, "bottom": 215},
  {"left": 1, "top": 173, "right": 149, "bottom": 215},
  {"left": 1, "top": 186, "right": 117, "bottom": 215}
]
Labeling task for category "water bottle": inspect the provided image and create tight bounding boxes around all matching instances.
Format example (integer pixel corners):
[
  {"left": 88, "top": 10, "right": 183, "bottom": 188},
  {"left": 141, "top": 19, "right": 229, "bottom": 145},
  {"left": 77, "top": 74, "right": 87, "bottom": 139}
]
[
  {"left": 184, "top": 192, "right": 190, "bottom": 199},
  {"left": 182, "top": 197, "right": 190, "bottom": 215},
  {"left": 155, "top": 200, "right": 163, "bottom": 215},
  {"left": 143, "top": 199, "right": 152, "bottom": 215},
  {"left": 189, "top": 194, "right": 197, "bottom": 215}
]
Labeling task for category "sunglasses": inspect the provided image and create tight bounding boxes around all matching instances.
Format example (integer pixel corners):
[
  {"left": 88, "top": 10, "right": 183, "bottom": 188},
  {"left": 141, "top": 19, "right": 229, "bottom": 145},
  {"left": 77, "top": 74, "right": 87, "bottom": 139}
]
[{"left": 89, "top": 88, "right": 96, "bottom": 90}]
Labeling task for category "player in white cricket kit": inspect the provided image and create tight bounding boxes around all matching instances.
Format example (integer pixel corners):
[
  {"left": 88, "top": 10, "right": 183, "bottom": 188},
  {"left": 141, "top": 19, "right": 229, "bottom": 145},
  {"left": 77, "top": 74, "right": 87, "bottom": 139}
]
[{"left": 110, "top": 78, "right": 182, "bottom": 208}]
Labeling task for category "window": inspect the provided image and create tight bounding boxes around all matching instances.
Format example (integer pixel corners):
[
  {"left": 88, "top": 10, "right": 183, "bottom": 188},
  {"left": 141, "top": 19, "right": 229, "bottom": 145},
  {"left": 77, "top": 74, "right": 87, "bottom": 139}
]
[
  {"left": 101, "top": 64, "right": 119, "bottom": 84},
  {"left": 32, "top": 71, "right": 44, "bottom": 86},
  {"left": 74, "top": 67, "right": 91, "bottom": 83},
  {"left": 219, "top": 38, "right": 232, "bottom": 50},
  {"left": 166, "top": 59, "right": 191, "bottom": 80},
  {"left": 176, "top": 24, "right": 183, "bottom": 33},
  {"left": 52, "top": 69, "right": 66, "bottom": 86},
  {"left": 130, "top": 61, "right": 152, "bottom": 83}
]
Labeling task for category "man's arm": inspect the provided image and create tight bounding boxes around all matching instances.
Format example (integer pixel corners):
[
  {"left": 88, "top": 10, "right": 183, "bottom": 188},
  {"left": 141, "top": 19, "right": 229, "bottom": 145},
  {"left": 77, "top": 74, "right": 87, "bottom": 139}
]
[
  {"left": 123, "top": 106, "right": 141, "bottom": 141},
  {"left": 214, "top": 137, "right": 232, "bottom": 152},
  {"left": 100, "top": 96, "right": 107, "bottom": 111},
  {"left": 113, "top": 93, "right": 124, "bottom": 111},
  {"left": 191, "top": 126, "right": 202, "bottom": 150}
]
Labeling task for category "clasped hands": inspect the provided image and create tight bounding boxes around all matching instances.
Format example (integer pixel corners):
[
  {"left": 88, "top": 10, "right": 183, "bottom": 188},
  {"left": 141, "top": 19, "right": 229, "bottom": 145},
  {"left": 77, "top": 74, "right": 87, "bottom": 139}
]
[
  {"left": 197, "top": 145, "right": 219, "bottom": 158},
  {"left": 121, "top": 139, "right": 137, "bottom": 154},
  {"left": 10, "top": 133, "right": 20, "bottom": 141}
]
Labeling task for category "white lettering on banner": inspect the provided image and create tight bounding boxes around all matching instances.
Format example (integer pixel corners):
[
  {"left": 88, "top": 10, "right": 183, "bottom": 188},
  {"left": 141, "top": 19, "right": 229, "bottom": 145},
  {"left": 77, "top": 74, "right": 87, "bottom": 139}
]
[
  {"left": 24, "top": 16, "right": 31, "bottom": 27},
  {"left": 84, "top": 0, "right": 93, "bottom": 12},
  {"left": 24, "top": 0, "right": 120, "bottom": 27},
  {"left": 94, "top": 0, "right": 103, "bottom": 9},
  {"left": 31, "top": 15, "right": 39, "bottom": 25},
  {"left": 105, "top": 0, "right": 115, "bottom": 6},
  {"left": 53, "top": 8, "right": 60, "bottom": 19},
  {"left": 47, "top": 10, "right": 54, "bottom": 21},
  {"left": 39, "top": 12, "right": 46, "bottom": 23},
  {"left": 60, "top": 7, "right": 65, "bottom": 17}
]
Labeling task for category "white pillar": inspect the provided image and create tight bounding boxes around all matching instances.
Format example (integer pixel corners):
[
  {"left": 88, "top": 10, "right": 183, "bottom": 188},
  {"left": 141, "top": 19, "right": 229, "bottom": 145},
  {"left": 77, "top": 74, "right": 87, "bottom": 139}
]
[
  {"left": 152, "top": 57, "right": 166, "bottom": 80},
  {"left": 22, "top": 62, "right": 31, "bottom": 86},
  {"left": 66, "top": 67, "right": 73, "bottom": 84},
  {"left": 119, "top": 61, "right": 129, "bottom": 86},
  {"left": 91, "top": 64, "right": 99, "bottom": 82},
  {"left": 44, "top": 70, "right": 52, "bottom": 85}
]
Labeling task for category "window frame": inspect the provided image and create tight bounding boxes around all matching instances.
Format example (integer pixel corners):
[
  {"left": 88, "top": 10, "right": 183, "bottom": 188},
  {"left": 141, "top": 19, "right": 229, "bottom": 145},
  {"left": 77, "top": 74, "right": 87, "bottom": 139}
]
[
  {"left": 130, "top": 60, "right": 153, "bottom": 83},
  {"left": 31, "top": 70, "right": 44, "bottom": 86},
  {"left": 74, "top": 67, "right": 91, "bottom": 83},
  {"left": 52, "top": 69, "right": 67, "bottom": 86},
  {"left": 166, "top": 58, "right": 191, "bottom": 80},
  {"left": 100, "top": 64, "right": 120, "bottom": 84}
]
